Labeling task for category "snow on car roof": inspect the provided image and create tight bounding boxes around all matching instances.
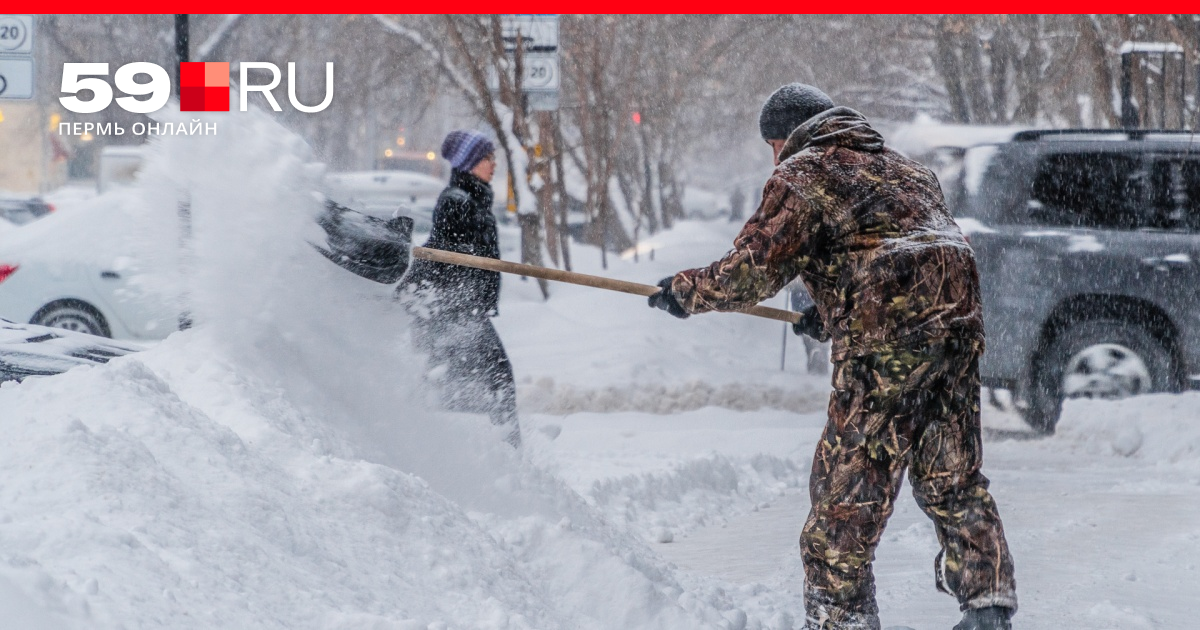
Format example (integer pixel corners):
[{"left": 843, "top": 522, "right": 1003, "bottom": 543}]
[
  {"left": 100, "top": 145, "right": 147, "bottom": 157},
  {"left": 325, "top": 169, "right": 445, "bottom": 191},
  {"left": 1, "top": 187, "right": 142, "bottom": 266},
  {"left": 887, "top": 117, "right": 1028, "bottom": 158}
]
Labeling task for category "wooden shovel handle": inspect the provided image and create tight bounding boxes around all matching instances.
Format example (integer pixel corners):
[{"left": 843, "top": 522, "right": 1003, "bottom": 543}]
[{"left": 412, "top": 246, "right": 801, "bottom": 325}]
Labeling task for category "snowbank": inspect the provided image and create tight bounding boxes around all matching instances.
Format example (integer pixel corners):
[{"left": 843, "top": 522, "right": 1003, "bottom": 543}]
[
  {"left": 589, "top": 453, "right": 805, "bottom": 540},
  {"left": 519, "top": 379, "right": 830, "bottom": 415},
  {"left": 1047, "top": 393, "right": 1200, "bottom": 466}
]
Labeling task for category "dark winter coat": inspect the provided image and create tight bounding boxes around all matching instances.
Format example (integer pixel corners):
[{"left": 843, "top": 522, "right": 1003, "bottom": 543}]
[
  {"left": 671, "top": 107, "right": 985, "bottom": 361},
  {"left": 399, "top": 169, "right": 501, "bottom": 319}
]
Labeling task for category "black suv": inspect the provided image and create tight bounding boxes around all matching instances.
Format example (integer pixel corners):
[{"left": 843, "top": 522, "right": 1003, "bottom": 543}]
[{"left": 956, "top": 129, "right": 1200, "bottom": 433}]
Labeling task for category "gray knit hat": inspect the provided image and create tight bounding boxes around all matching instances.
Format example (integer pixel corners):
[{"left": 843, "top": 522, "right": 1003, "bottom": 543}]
[{"left": 758, "top": 83, "right": 835, "bottom": 141}]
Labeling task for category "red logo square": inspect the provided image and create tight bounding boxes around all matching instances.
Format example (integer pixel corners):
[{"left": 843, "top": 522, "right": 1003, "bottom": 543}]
[
  {"left": 180, "top": 62, "right": 229, "bottom": 112},
  {"left": 203, "top": 86, "right": 229, "bottom": 111},
  {"left": 180, "top": 62, "right": 206, "bottom": 87},
  {"left": 180, "top": 86, "right": 206, "bottom": 111}
]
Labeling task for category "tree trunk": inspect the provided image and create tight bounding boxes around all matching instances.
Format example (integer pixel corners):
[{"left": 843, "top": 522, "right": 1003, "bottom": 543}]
[
  {"left": 961, "top": 27, "right": 991, "bottom": 123},
  {"left": 536, "top": 111, "right": 560, "bottom": 268},
  {"left": 989, "top": 21, "right": 1014, "bottom": 123},
  {"left": 935, "top": 16, "right": 972, "bottom": 123},
  {"left": 1013, "top": 15, "right": 1045, "bottom": 123},
  {"left": 552, "top": 121, "right": 572, "bottom": 272},
  {"left": 1079, "top": 15, "right": 1120, "bottom": 127}
]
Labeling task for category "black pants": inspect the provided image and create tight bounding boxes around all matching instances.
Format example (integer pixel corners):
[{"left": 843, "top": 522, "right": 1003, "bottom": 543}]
[{"left": 411, "top": 315, "right": 520, "bottom": 447}]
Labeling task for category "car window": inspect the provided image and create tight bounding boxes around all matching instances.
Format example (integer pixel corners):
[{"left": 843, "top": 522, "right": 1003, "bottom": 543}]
[
  {"left": 1028, "top": 152, "right": 1149, "bottom": 229},
  {"left": 1148, "top": 157, "right": 1200, "bottom": 232},
  {"left": 958, "top": 145, "right": 1025, "bottom": 224}
]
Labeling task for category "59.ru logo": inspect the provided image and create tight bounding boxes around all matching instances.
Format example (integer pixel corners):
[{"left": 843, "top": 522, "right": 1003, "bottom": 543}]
[{"left": 59, "top": 61, "right": 334, "bottom": 114}]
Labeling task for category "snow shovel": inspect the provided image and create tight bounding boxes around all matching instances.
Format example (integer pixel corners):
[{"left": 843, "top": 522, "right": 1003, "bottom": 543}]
[
  {"left": 409, "top": 246, "right": 802, "bottom": 325},
  {"left": 313, "top": 201, "right": 799, "bottom": 324},
  {"left": 312, "top": 200, "right": 415, "bottom": 284}
]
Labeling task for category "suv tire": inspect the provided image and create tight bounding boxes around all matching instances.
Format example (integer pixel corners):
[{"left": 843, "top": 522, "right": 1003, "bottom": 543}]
[{"left": 1022, "top": 319, "right": 1173, "bottom": 434}]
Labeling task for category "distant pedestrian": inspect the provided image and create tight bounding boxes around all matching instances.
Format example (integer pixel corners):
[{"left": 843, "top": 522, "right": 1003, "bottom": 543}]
[
  {"left": 788, "top": 283, "right": 829, "bottom": 375},
  {"left": 398, "top": 130, "right": 520, "bottom": 447},
  {"left": 648, "top": 84, "right": 1016, "bottom": 630},
  {"left": 729, "top": 186, "right": 746, "bottom": 222}
]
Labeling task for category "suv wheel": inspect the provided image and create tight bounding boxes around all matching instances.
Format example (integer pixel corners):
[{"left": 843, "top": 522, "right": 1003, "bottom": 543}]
[
  {"left": 1022, "top": 319, "right": 1173, "bottom": 434},
  {"left": 31, "top": 301, "right": 111, "bottom": 338}
]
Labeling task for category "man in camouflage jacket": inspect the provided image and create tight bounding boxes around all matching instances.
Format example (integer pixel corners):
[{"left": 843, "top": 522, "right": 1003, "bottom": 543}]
[{"left": 649, "top": 84, "right": 1017, "bottom": 630}]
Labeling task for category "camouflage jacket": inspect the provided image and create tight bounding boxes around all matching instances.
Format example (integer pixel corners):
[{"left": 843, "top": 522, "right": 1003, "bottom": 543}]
[{"left": 672, "top": 107, "right": 984, "bottom": 361}]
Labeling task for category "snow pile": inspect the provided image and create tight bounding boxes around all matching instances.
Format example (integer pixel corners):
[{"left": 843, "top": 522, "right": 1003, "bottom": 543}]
[
  {"left": 1049, "top": 393, "right": 1200, "bottom": 466},
  {"left": 2, "top": 353, "right": 546, "bottom": 629},
  {"left": 520, "top": 378, "right": 830, "bottom": 415},
  {"left": 0, "top": 108, "right": 778, "bottom": 629},
  {"left": 589, "top": 454, "right": 805, "bottom": 541},
  {"left": 523, "top": 407, "right": 822, "bottom": 556}
]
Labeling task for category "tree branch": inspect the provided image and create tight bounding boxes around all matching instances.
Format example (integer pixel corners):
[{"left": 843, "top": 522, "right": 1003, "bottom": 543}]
[
  {"left": 372, "top": 14, "right": 477, "bottom": 103},
  {"left": 196, "top": 14, "right": 245, "bottom": 62}
]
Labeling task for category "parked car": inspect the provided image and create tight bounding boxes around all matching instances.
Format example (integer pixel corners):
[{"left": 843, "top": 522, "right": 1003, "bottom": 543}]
[
  {"left": 0, "top": 318, "right": 142, "bottom": 383},
  {"left": 375, "top": 150, "right": 445, "bottom": 178},
  {"left": 0, "top": 195, "right": 54, "bottom": 225},
  {"left": 323, "top": 169, "right": 444, "bottom": 231},
  {"left": 0, "top": 190, "right": 177, "bottom": 341},
  {"left": 955, "top": 129, "right": 1200, "bottom": 433},
  {"left": 97, "top": 145, "right": 146, "bottom": 194}
]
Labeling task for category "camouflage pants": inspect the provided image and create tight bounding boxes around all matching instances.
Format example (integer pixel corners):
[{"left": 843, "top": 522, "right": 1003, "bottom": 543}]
[{"left": 801, "top": 339, "right": 1016, "bottom": 630}]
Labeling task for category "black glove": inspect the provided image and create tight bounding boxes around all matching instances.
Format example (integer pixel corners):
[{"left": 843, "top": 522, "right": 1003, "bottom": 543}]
[
  {"left": 792, "top": 305, "right": 829, "bottom": 341},
  {"left": 647, "top": 277, "right": 689, "bottom": 319}
]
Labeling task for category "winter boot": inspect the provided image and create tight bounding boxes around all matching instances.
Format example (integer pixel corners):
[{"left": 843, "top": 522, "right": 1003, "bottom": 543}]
[
  {"left": 804, "top": 605, "right": 881, "bottom": 630},
  {"left": 953, "top": 606, "right": 1013, "bottom": 630}
]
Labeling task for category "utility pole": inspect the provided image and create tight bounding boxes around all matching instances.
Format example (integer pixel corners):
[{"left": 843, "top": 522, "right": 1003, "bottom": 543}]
[
  {"left": 174, "top": 14, "right": 189, "bottom": 94},
  {"left": 174, "top": 14, "right": 193, "bottom": 329}
]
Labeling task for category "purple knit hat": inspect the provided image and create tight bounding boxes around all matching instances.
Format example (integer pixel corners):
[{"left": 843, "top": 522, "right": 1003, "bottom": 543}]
[{"left": 440, "top": 130, "right": 495, "bottom": 172}]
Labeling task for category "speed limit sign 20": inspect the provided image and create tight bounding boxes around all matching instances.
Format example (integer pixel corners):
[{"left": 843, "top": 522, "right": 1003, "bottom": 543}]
[
  {"left": 522, "top": 54, "right": 559, "bottom": 91},
  {"left": 0, "top": 16, "right": 33, "bottom": 55},
  {"left": 0, "top": 15, "right": 34, "bottom": 100}
]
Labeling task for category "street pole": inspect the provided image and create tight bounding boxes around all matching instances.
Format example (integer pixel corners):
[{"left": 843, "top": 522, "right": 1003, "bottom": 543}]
[
  {"left": 174, "top": 14, "right": 189, "bottom": 95},
  {"left": 174, "top": 14, "right": 193, "bottom": 329},
  {"left": 1120, "top": 51, "right": 1136, "bottom": 129}
]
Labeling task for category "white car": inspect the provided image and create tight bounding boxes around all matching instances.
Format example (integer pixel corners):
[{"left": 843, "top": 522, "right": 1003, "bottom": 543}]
[
  {"left": 323, "top": 169, "right": 445, "bottom": 230},
  {"left": 0, "top": 190, "right": 177, "bottom": 340}
]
